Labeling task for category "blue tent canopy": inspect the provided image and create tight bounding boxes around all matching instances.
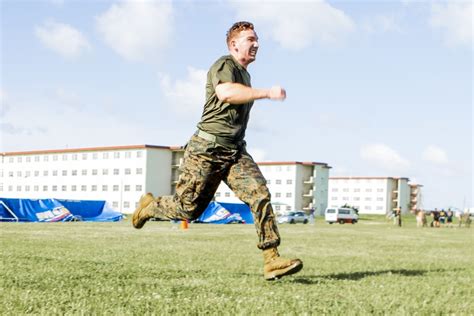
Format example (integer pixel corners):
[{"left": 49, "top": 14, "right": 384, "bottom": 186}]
[
  {"left": 0, "top": 198, "right": 123, "bottom": 222},
  {"left": 195, "top": 201, "right": 253, "bottom": 224}
]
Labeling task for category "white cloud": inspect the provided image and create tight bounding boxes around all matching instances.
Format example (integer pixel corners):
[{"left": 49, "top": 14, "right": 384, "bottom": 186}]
[
  {"left": 230, "top": 0, "right": 355, "bottom": 51},
  {"left": 362, "top": 14, "right": 402, "bottom": 34},
  {"left": 0, "top": 92, "right": 146, "bottom": 152},
  {"left": 360, "top": 143, "right": 410, "bottom": 171},
  {"left": 430, "top": 1, "right": 473, "bottom": 48},
  {"left": 422, "top": 145, "right": 449, "bottom": 164},
  {"left": 35, "top": 20, "right": 91, "bottom": 59},
  {"left": 159, "top": 67, "right": 207, "bottom": 117},
  {"left": 247, "top": 147, "right": 266, "bottom": 162},
  {"left": 96, "top": 0, "right": 174, "bottom": 62}
]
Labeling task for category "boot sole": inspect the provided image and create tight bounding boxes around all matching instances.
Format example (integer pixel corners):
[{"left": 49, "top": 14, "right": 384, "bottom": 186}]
[{"left": 264, "top": 260, "right": 303, "bottom": 281}]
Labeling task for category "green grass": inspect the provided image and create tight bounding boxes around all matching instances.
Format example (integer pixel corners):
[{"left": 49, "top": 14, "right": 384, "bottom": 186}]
[{"left": 1, "top": 217, "right": 473, "bottom": 315}]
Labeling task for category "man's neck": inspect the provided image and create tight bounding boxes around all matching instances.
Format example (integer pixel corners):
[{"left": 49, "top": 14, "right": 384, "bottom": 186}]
[{"left": 230, "top": 52, "right": 249, "bottom": 69}]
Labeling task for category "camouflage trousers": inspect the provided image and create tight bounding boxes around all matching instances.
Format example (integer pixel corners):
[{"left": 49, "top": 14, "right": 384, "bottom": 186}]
[{"left": 152, "top": 134, "right": 281, "bottom": 250}]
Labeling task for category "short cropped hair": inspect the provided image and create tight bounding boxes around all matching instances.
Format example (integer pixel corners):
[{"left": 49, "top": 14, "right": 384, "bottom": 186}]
[{"left": 226, "top": 21, "right": 254, "bottom": 47}]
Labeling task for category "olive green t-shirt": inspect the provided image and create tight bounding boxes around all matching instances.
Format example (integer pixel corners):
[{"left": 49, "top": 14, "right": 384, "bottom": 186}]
[{"left": 196, "top": 55, "right": 253, "bottom": 144}]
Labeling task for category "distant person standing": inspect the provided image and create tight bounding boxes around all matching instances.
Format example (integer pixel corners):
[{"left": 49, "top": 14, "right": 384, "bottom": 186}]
[
  {"left": 132, "top": 21, "right": 302, "bottom": 280},
  {"left": 446, "top": 209, "right": 454, "bottom": 228}
]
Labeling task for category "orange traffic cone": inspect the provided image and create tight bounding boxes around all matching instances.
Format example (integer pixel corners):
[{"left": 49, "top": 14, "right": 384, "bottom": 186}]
[{"left": 180, "top": 220, "right": 189, "bottom": 230}]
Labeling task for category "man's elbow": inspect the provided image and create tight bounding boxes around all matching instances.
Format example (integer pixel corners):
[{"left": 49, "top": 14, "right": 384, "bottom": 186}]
[{"left": 215, "top": 83, "right": 232, "bottom": 103}]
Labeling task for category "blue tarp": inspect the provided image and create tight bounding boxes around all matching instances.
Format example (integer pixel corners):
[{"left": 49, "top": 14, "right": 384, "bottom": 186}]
[
  {"left": 195, "top": 201, "right": 253, "bottom": 224},
  {"left": 0, "top": 198, "right": 123, "bottom": 222}
]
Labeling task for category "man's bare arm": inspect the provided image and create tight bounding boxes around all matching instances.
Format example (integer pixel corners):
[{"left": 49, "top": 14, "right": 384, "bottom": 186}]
[{"left": 215, "top": 82, "right": 286, "bottom": 104}]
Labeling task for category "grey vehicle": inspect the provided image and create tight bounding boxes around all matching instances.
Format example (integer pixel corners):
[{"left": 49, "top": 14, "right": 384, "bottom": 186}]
[{"left": 277, "top": 211, "right": 309, "bottom": 224}]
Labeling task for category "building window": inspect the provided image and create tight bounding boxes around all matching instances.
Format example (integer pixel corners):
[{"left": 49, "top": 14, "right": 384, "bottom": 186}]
[
  {"left": 377, "top": 188, "right": 384, "bottom": 192},
  {"left": 125, "top": 168, "right": 131, "bottom": 175},
  {"left": 113, "top": 185, "right": 119, "bottom": 191},
  {"left": 91, "top": 185, "right": 97, "bottom": 191},
  {"left": 82, "top": 169, "right": 87, "bottom": 176},
  {"left": 124, "top": 185, "right": 130, "bottom": 192},
  {"left": 102, "top": 185, "right": 108, "bottom": 191},
  {"left": 42, "top": 171, "right": 48, "bottom": 176},
  {"left": 286, "top": 193, "right": 292, "bottom": 198},
  {"left": 125, "top": 152, "right": 132, "bottom": 158},
  {"left": 103, "top": 169, "right": 109, "bottom": 175},
  {"left": 81, "top": 185, "right": 87, "bottom": 191},
  {"left": 53, "top": 155, "right": 58, "bottom": 161},
  {"left": 72, "top": 170, "right": 77, "bottom": 176},
  {"left": 124, "top": 201, "right": 130, "bottom": 208},
  {"left": 17, "top": 171, "right": 22, "bottom": 177},
  {"left": 365, "top": 206, "right": 372, "bottom": 210},
  {"left": 365, "top": 188, "right": 372, "bottom": 192},
  {"left": 276, "top": 180, "right": 282, "bottom": 185},
  {"left": 275, "top": 192, "right": 281, "bottom": 198},
  {"left": 8, "top": 157, "right": 14, "bottom": 163},
  {"left": 114, "top": 152, "right": 120, "bottom": 159},
  {"left": 35, "top": 156, "right": 40, "bottom": 162},
  {"left": 215, "top": 192, "right": 221, "bottom": 197},
  {"left": 225, "top": 192, "right": 230, "bottom": 197},
  {"left": 137, "top": 151, "right": 143, "bottom": 158},
  {"left": 62, "top": 154, "right": 68, "bottom": 161},
  {"left": 62, "top": 185, "right": 67, "bottom": 191},
  {"left": 17, "top": 186, "right": 22, "bottom": 192},
  {"left": 52, "top": 170, "right": 58, "bottom": 176},
  {"left": 112, "top": 201, "right": 119, "bottom": 208},
  {"left": 136, "top": 185, "right": 142, "bottom": 191},
  {"left": 72, "top": 154, "right": 78, "bottom": 161},
  {"left": 286, "top": 206, "right": 291, "bottom": 211},
  {"left": 376, "top": 206, "right": 384, "bottom": 210},
  {"left": 276, "top": 166, "right": 282, "bottom": 172},
  {"left": 52, "top": 185, "right": 57, "bottom": 192},
  {"left": 93, "top": 153, "right": 98, "bottom": 160},
  {"left": 376, "top": 197, "right": 384, "bottom": 201},
  {"left": 343, "top": 188, "right": 349, "bottom": 192},
  {"left": 18, "top": 157, "right": 23, "bottom": 163},
  {"left": 332, "top": 188, "right": 338, "bottom": 192},
  {"left": 342, "top": 197, "right": 349, "bottom": 201},
  {"left": 113, "top": 169, "right": 119, "bottom": 175},
  {"left": 354, "top": 197, "right": 360, "bottom": 201},
  {"left": 43, "top": 156, "right": 48, "bottom": 162},
  {"left": 136, "top": 168, "right": 143, "bottom": 175},
  {"left": 103, "top": 152, "right": 109, "bottom": 159},
  {"left": 331, "top": 197, "right": 338, "bottom": 200},
  {"left": 71, "top": 185, "right": 77, "bottom": 191},
  {"left": 26, "top": 156, "right": 31, "bottom": 162},
  {"left": 82, "top": 153, "right": 88, "bottom": 160},
  {"left": 43, "top": 185, "right": 48, "bottom": 191},
  {"left": 266, "top": 179, "right": 271, "bottom": 185},
  {"left": 9, "top": 171, "right": 13, "bottom": 177},
  {"left": 92, "top": 169, "right": 98, "bottom": 176},
  {"left": 354, "top": 188, "right": 360, "bottom": 192},
  {"left": 62, "top": 170, "right": 67, "bottom": 176},
  {"left": 25, "top": 185, "right": 30, "bottom": 192},
  {"left": 365, "top": 197, "right": 372, "bottom": 201},
  {"left": 275, "top": 205, "right": 281, "bottom": 211},
  {"left": 286, "top": 179, "right": 292, "bottom": 184},
  {"left": 34, "top": 186, "right": 39, "bottom": 192}
]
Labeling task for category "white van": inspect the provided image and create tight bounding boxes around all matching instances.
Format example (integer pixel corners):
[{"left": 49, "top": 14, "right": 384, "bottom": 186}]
[{"left": 325, "top": 207, "right": 358, "bottom": 224}]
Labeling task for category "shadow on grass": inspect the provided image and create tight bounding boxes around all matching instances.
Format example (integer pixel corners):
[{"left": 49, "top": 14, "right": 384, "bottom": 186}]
[{"left": 292, "top": 268, "right": 463, "bottom": 284}]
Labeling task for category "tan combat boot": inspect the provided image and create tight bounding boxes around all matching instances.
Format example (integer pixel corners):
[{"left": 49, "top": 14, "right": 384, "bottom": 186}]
[
  {"left": 263, "top": 247, "right": 303, "bottom": 281},
  {"left": 132, "top": 193, "right": 156, "bottom": 229}
]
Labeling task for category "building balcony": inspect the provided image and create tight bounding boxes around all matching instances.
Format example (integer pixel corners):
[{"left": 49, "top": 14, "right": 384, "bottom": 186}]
[
  {"left": 303, "top": 190, "right": 313, "bottom": 197},
  {"left": 304, "top": 176, "right": 314, "bottom": 184}
]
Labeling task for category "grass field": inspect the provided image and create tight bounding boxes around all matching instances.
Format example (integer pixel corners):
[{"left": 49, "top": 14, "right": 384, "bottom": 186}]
[{"left": 1, "top": 216, "right": 473, "bottom": 315}]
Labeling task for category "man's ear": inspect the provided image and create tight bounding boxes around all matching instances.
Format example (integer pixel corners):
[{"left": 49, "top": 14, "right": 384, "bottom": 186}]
[{"left": 230, "top": 40, "right": 238, "bottom": 52}]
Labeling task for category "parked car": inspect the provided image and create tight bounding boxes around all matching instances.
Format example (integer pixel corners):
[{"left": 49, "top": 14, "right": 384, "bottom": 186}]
[
  {"left": 325, "top": 207, "right": 358, "bottom": 224},
  {"left": 278, "top": 211, "right": 309, "bottom": 224}
]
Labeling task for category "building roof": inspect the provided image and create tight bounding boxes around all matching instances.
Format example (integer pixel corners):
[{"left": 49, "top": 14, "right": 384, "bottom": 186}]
[
  {"left": 257, "top": 161, "right": 331, "bottom": 168},
  {"left": 329, "top": 176, "right": 410, "bottom": 180},
  {"left": 1, "top": 144, "right": 174, "bottom": 156}
]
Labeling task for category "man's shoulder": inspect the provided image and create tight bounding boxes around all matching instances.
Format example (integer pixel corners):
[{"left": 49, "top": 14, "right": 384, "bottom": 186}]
[{"left": 210, "top": 55, "right": 236, "bottom": 70}]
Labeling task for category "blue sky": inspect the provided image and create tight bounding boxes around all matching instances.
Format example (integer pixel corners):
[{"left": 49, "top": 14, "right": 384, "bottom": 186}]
[{"left": 1, "top": 0, "right": 472, "bottom": 210}]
